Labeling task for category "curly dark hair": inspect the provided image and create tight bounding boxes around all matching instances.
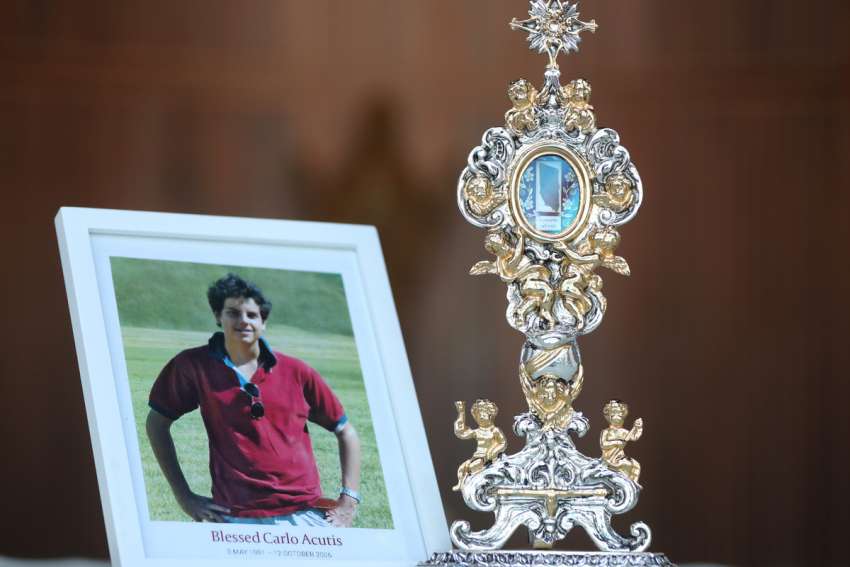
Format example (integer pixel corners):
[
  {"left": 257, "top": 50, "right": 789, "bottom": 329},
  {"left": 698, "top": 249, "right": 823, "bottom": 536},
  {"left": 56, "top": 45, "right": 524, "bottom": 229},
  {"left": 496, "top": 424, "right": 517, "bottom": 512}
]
[{"left": 207, "top": 273, "right": 272, "bottom": 321}]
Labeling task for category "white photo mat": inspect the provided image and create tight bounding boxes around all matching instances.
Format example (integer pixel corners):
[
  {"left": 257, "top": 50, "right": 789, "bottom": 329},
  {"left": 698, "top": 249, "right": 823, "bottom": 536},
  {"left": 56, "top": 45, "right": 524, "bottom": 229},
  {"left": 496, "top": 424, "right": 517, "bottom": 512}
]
[{"left": 56, "top": 207, "right": 448, "bottom": 567}]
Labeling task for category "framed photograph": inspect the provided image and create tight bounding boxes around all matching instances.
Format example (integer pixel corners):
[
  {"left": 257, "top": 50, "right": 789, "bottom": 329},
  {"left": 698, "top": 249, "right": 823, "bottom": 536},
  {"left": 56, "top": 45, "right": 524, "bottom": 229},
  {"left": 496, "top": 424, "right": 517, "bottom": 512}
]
[{"left": 55, "top": 207, "right": 448, "bottom": 567}]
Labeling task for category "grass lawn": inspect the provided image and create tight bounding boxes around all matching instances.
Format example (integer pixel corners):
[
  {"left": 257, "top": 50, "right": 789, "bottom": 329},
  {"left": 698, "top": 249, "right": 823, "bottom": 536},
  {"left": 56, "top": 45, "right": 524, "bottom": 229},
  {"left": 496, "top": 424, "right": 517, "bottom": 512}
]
[{"left": 123, "top": 325, "right": 392, "bottom": 529}]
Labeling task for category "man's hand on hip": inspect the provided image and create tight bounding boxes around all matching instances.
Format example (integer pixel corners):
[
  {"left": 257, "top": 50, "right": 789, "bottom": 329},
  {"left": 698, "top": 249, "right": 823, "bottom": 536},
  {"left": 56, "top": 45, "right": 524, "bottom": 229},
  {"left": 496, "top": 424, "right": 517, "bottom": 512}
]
[
  {"left": 326, "top": 495, "right": 358, "bottom": 527},
  {"left": 179, "top": 492, "right": 231, "bottom": 522}
]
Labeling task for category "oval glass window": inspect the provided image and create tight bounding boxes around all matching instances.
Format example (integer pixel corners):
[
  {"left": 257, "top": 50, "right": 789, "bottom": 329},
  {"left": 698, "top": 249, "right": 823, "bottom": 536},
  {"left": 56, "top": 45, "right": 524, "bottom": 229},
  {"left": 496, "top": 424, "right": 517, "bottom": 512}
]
[{"left": 516, "top": 153, "right": 584, "bottom": 239}]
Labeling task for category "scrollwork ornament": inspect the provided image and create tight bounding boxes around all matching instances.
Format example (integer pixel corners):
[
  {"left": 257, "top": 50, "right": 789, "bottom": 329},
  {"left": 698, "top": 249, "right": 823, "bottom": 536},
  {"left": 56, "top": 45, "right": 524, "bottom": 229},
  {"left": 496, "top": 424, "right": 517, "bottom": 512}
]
[
  {"left": 587, "top": 129, "right": 630, "bottom": 174},
  {"left": 585, "top": 129, "right": 644, "bottom": 226},
  {"left": 469, "top": 128, "right": 517, "bottom": 184},
  {"left": 458, "top": 128, "right": 518, "bottom": 229}
]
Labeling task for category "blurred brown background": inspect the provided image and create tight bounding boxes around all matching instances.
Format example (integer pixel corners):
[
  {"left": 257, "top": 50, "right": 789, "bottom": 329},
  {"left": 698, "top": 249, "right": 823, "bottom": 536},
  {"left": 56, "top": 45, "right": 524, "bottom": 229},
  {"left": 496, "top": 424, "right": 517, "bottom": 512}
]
[{"left": 2, "top": 1, "right": 849, "bottom": 566}]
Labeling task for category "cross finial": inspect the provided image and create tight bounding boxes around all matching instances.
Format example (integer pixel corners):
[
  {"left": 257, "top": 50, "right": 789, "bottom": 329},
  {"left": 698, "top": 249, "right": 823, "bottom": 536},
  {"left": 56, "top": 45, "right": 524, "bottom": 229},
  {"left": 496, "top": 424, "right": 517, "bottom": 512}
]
[{"left": 510, "top": 0, "right": 598, "bottom": 69}]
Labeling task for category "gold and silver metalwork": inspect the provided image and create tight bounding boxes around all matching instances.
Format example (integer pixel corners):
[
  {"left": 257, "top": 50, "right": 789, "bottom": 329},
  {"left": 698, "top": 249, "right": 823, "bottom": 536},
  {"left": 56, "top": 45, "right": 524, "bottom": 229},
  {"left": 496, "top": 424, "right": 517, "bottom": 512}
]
[{"left": 425, "top": 2, "right": 674, "bottom": 566}]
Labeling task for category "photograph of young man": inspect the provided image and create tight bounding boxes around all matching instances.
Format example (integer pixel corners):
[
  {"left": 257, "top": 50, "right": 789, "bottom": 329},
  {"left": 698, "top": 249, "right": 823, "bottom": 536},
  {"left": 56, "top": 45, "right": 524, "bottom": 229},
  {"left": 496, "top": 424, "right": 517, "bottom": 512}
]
[{"left": 145, "top": 273, "right": 362, "bottom": 527}]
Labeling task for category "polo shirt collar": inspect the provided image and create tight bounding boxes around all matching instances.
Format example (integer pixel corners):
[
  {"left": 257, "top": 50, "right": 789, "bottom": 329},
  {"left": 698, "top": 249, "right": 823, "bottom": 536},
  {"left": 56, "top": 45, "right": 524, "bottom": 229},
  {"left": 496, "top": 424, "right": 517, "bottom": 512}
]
[{"left": 207, "top": 331, "right": 277, "bottom": 372}]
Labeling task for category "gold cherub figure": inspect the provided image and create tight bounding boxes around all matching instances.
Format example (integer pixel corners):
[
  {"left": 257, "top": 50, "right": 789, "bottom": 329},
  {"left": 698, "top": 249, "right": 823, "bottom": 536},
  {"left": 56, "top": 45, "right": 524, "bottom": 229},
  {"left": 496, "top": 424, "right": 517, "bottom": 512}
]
[
  {"left": 470, "top": 230, "right": 556, "bottom": 327},
  {"left": 520, "top": 361, "right": 584, "bottom": 430},
  {"left": 452, "top": 399, "right": 507, "bottom": 491},
  {"left": 588, "top": 226, "right": 630, "bottom": 276},
  {"left": 593, "top": 173, "right": 635, "bottom": 213},
  {"left": 505, "top": 78, "right": 539, "bottom": 134},
  {"left": 600, "top": 400, "right": 643, "bottom": 484},
  {"left": 559, "top": 261, "right": 603, "bottom": 324},
  {"left": 552, "top": 229, "right": 630, "bottom": 326},
  {"left": 556, "top": 226, "right": 630, "bottom": 279},
  {"left": 464, "top": 176, "right": 505, "bottom": 217},
  {"left": 562, "top": 78, "right": 596, "bottom": 133}
]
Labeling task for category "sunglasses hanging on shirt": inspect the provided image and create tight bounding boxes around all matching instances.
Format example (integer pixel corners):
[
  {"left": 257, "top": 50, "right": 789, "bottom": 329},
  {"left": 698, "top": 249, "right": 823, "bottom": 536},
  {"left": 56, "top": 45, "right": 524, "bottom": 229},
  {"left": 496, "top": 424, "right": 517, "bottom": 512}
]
[
  {"left": 218, "top": 343, "right": 266, "bottom": 421},
  {"left": 242, "top": 382, "right": 265, "bottom": 420}
]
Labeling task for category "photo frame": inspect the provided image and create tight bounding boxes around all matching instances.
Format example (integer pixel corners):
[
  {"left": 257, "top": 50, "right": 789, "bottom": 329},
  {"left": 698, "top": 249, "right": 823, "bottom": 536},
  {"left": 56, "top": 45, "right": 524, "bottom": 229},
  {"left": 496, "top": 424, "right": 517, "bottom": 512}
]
[{"left": 55, "top": 207, "right": 448, "bottom": 567}]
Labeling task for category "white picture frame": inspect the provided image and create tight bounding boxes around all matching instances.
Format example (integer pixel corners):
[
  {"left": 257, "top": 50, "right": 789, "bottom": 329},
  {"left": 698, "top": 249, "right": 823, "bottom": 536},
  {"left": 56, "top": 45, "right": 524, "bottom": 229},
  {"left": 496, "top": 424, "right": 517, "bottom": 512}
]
[{"left": 55, "top": 207, "right": 448, "bottom": 567}]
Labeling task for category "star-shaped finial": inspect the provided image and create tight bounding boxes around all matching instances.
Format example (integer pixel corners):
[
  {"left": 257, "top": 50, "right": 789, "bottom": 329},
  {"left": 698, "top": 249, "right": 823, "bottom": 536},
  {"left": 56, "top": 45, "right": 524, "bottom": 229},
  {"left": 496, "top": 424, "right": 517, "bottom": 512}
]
[{"left": 510, "top": 0, "right": 598, "bottom": 68}]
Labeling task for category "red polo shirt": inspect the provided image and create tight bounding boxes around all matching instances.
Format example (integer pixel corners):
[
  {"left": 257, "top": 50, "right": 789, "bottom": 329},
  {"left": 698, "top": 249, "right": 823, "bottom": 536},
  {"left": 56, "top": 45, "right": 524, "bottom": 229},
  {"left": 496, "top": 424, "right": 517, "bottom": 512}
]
[{"left": 149, "top": 334, "right": 346, "bottom": 517}]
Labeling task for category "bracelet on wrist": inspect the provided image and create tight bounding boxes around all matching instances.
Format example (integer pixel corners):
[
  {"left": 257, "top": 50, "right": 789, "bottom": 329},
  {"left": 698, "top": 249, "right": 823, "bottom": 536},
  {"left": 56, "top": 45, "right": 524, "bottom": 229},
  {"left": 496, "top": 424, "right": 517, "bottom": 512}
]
[{"left": 339, "top": 486, "right": 361, "bottom": 503}]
